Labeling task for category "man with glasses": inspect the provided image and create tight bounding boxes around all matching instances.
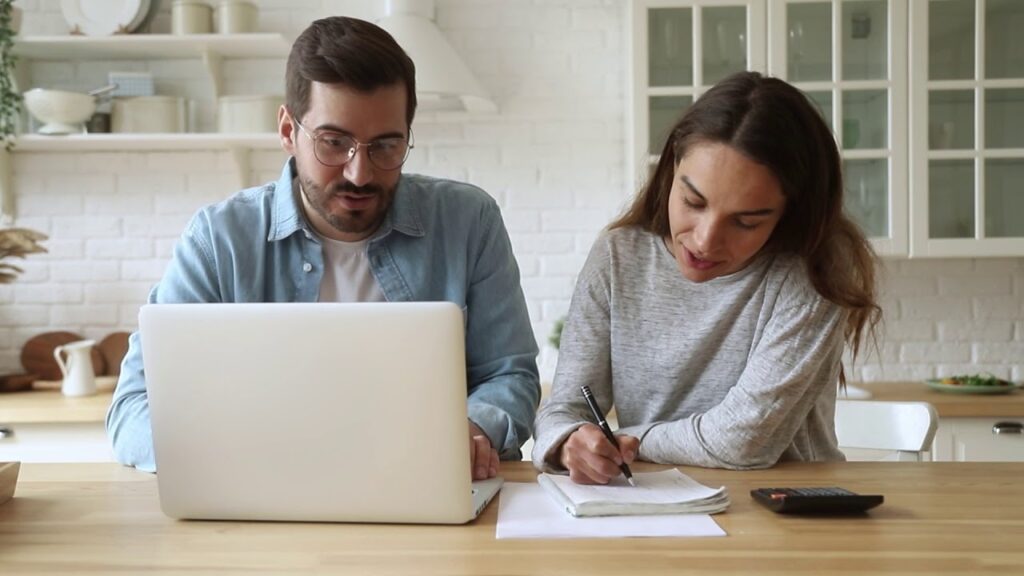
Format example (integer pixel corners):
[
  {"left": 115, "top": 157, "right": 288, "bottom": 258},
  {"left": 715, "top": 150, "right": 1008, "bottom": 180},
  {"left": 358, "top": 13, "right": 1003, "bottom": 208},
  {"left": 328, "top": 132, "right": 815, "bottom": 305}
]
[{"left": 108, "top": 16, "right": 540, "bottom": 479}]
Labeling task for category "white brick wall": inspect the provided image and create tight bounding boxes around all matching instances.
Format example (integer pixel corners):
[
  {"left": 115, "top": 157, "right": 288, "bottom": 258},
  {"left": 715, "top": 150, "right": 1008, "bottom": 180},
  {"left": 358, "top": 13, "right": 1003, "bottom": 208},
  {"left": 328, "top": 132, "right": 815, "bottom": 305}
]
[
  {"left": 4, "top": 1, "right": 1023, "bottom": 385},
  {"left": 849, "top": 259, "right": 1024, "bottom": 382}
]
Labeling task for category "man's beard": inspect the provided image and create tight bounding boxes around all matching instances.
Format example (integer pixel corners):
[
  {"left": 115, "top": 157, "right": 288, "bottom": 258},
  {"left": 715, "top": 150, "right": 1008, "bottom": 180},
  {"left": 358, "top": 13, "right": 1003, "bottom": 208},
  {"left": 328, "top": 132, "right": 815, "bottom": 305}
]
[{"left": 299, "top": 176, "right": 394, "bottom": 238}]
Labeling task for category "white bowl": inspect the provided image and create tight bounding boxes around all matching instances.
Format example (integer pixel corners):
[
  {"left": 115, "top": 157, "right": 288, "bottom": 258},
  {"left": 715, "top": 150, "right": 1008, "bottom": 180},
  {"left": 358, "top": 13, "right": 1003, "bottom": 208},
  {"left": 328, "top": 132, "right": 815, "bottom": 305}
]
[{"left": 23, "top": 88, "right": 97, "bottom": 135}]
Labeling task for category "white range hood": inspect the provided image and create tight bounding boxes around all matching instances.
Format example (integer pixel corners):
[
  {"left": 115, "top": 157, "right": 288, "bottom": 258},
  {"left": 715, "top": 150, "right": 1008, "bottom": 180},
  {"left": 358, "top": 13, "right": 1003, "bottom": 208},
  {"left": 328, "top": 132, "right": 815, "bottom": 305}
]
[{"left": 375, "top": 0, "right": 497, "bottom": 113}]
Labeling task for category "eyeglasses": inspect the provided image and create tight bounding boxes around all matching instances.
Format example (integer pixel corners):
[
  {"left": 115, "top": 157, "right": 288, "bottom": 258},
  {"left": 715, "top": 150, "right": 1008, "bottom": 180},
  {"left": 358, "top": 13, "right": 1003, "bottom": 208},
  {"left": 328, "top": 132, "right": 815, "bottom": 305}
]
[{"left": 292, "top": 118, "right": 413, "bottom": 171}]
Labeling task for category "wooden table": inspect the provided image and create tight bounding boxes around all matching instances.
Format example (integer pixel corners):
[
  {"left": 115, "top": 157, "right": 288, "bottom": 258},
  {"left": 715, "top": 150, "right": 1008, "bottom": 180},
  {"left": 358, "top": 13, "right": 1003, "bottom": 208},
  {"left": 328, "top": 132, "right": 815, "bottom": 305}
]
[{"left": 2, "top": 461, "right": 1023, "bottom": 575}]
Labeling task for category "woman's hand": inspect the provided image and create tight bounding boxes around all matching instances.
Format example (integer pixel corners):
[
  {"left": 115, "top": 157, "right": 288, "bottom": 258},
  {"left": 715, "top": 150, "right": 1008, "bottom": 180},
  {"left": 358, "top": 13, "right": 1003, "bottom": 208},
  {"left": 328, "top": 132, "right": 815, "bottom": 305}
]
[{"left": 556, "top": 424, "right": 639, "bottom": 484}]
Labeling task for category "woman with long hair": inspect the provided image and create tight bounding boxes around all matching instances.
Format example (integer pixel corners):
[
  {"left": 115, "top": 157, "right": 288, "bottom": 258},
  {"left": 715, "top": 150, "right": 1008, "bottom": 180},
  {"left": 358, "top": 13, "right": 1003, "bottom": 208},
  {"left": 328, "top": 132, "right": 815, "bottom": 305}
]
[{"left": 532, "top": 71, "right": 881, "bottom": 483}]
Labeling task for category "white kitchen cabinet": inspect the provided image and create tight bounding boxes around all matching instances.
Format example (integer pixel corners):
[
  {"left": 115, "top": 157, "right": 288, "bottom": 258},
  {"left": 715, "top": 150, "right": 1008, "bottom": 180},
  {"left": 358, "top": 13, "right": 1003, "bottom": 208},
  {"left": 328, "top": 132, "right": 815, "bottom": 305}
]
[
  {"left": 908, "top": 0, "right": 1024, "bottom": 257},
  {"left": 0, "top": 422, "right": 114, "bottom": 463},
  {"left": 0, "top": 386, "right": 116, "bottom": 463},
  {"left": 630, "top": 0, "right": 1024, "bottom": 258},
  {"left": 931, "top": 417, "right": 1024, "bottom": 461},
  {"left": 768, "top": 0, "right": 908, "bottom": 257},
  {"left": 627, "top": 0, "right": 767, "bottom": 191}
]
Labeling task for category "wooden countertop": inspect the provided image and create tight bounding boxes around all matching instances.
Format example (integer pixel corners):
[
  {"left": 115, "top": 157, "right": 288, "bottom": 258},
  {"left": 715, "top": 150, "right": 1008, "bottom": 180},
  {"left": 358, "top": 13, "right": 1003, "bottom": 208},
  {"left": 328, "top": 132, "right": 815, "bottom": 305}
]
[
  {"left": 2, "top": 461, "right": 1023, "bottom": 575},
  {"left": 542, "top": 381, "right": 1024, "bottom": 418},
  {"left": 851, "top": 381, "right": 1024, "bottom": 418},
  {"left": 7, "top": 379, "right": 1019, "bottom": 425},
  {"left": 0, "top": 377, "right": 116, "bottom": 424}
]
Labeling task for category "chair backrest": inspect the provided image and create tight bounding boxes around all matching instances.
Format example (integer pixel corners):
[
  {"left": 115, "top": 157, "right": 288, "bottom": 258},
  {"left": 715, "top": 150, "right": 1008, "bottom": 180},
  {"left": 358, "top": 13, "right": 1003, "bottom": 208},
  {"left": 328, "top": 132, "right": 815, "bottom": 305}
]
[{"left": 834, "top": 400, "right": 939, "bottom": 462}]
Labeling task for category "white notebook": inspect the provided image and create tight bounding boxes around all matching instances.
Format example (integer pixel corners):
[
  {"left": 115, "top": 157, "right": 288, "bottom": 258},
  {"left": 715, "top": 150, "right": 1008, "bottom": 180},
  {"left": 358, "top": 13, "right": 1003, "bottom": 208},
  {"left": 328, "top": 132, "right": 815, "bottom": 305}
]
[{"left": 538, "top": 468, "right": 730, "bottom": 517}]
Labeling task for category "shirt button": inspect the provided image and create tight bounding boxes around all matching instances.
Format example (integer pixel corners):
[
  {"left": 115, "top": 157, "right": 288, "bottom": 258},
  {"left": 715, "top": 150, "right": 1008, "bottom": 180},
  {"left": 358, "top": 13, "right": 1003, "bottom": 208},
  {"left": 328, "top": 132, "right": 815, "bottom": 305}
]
[{"left": 303, "top": 262, "right": 313, "bottom": 273}]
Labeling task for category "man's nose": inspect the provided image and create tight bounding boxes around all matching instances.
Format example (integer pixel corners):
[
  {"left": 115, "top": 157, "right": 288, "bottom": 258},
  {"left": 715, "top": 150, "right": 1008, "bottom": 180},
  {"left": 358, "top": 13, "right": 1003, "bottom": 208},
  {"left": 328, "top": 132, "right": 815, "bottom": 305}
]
[{"left": 343, "top": 147, "right": 374, "bottom": 188}]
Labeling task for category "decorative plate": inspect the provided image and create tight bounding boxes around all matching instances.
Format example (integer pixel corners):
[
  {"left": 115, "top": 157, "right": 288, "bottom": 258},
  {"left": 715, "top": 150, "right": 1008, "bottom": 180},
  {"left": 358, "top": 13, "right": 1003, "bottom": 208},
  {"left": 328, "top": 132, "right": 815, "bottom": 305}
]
[
  {"left": 924, "top": 378, "right": 1022, "bottom": 395},
  {"left": 132, "top": 0, "right": 160, "bottom": 33},
  {"left": 61, "top": 0, "right": 150, "bottom": 36}
]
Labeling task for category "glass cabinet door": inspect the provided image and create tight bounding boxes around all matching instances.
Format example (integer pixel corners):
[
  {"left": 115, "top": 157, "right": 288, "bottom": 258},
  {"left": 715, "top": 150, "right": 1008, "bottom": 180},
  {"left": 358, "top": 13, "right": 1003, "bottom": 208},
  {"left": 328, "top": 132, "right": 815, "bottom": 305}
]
[
  {"left": 629, "top": 0, "right": 767, "bottom": 189},
  {"left": 910, "top": 0, "right": 1024, "bottom": 256},
  {"left": 769, "top": 0, "right": 908, "bottom": 256}
]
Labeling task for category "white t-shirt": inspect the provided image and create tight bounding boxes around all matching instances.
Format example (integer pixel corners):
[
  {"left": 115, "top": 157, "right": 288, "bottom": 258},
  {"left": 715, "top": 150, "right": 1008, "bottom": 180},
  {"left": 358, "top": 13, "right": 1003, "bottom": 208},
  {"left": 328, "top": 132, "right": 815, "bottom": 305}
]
[{"left": 316, "top": 234, "right": 387, "bottom": 303}]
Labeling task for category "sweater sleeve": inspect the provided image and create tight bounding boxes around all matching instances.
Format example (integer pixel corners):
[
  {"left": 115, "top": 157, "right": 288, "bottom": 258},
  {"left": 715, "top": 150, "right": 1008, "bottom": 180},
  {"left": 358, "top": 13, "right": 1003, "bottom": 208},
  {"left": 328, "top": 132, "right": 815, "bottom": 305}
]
[
  {"left": 629, "top": 277, "right": 846, "bottom": 470},
  {"left": 531, "top": 238, "right": 613, "bottom": 471}
]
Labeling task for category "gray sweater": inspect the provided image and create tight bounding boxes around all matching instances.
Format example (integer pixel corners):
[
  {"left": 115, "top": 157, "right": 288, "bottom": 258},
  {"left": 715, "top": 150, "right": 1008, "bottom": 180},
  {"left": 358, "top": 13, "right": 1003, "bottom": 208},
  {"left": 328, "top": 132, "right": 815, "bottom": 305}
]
[{"left": 533, "top": 227, "right": 847, "bottom": 471}]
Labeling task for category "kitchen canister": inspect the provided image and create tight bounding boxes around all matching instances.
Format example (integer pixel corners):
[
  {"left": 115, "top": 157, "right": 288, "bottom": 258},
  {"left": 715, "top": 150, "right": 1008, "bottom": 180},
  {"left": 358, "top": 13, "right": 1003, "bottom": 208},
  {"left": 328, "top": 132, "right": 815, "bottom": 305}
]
[
  {"left": 215, "top": 0, "right": 258, "bottom": 34},
  {"left": 172, "top": 0, "right": 213, "bottom": 35},
  {"left": 112, "top": 96, "right": 187, "bottom": 133},
  {"left": 218, "top": 95, "right": 281, "bottom": 133}
]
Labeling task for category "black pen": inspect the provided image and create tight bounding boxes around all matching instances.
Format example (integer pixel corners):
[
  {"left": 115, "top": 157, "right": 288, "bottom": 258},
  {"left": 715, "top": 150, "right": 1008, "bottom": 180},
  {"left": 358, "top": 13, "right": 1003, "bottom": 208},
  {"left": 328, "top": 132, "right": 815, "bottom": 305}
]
[{"left": 580, "top": 385, "right": 636, "bottom": 486}]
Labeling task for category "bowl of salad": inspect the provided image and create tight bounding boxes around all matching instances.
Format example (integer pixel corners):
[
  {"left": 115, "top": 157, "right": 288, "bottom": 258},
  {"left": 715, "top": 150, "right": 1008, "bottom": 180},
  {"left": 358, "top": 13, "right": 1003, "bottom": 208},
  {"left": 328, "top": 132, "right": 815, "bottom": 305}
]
[{"left": 925, "top": 374, "right": 1022, "bottom": 394}]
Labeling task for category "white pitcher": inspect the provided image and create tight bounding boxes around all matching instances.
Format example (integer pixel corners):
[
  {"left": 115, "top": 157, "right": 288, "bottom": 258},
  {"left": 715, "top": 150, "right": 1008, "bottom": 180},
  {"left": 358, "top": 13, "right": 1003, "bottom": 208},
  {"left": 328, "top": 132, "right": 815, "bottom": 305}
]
[{"left": 53, "top": 340, "right": 97, "bottom": 397}]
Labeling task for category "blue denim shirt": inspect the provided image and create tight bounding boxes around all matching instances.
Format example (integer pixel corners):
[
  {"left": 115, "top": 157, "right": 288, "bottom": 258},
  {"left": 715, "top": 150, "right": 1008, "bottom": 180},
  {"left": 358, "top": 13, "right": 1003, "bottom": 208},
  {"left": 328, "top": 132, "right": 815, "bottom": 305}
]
[{"left": 107, "top": 159, "right": 540, "bottom": 472}]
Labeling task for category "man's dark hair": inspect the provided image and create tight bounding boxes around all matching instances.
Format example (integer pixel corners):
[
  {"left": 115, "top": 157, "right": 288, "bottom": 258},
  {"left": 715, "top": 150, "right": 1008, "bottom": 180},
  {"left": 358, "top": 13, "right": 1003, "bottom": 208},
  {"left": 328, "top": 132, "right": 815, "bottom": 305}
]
[{"left": 286, "top": 16, "right": 417, "bottom": 128}]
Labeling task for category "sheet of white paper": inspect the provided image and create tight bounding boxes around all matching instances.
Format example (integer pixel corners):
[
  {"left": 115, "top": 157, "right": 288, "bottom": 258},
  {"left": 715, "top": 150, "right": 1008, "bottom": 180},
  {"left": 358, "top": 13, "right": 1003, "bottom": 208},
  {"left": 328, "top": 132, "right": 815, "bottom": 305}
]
[{"left": 496, "top": 482, "right": 727, "bottom": 539}]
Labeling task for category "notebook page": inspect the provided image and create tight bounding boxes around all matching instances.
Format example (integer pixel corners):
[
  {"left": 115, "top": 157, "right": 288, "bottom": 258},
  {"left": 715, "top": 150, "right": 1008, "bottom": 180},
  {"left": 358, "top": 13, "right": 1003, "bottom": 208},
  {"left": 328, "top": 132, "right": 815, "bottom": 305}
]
[{"left": 545, "top": 469, "right": 725, "bottom": 505}]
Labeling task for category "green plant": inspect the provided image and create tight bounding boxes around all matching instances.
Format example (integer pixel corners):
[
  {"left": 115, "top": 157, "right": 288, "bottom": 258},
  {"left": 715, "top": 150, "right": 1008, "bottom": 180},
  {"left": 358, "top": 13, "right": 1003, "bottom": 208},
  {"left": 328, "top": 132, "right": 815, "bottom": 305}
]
[
  {"left": 0, "top": 0, "right": 19, "bottom": 151},
  {"left": 548, "top": 316, "right": 565, "bottom": 350},
  {"left": 0, "top": 227, "right": 47, "bottom": 283}
]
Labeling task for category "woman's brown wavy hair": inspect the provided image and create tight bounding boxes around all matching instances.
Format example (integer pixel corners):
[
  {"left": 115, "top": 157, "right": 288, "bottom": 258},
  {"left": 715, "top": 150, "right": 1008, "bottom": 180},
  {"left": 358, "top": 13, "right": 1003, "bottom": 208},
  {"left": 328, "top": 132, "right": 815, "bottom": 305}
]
[{"left": 610, "top": 71, "right": 881, "bottom": 384}]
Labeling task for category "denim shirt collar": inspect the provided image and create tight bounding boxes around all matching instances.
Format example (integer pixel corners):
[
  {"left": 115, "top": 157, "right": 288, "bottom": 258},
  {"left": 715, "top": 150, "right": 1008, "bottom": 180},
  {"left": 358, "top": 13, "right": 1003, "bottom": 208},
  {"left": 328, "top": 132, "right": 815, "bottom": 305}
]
[{"left": 268, "top": 158, "right": 425, "bottom": 243}]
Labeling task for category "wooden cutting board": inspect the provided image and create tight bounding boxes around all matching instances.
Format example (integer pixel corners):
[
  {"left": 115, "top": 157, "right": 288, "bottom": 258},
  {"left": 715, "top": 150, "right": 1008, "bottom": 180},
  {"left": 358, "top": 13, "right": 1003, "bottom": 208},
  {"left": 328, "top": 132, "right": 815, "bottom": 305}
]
[
  {"left": 0, "top": 373, "right": 37, "bottom": 393},
  {"left": 97, "top": 332, "right": 130, "bottom": 376},
  {"left": 20, "top": 332, "right": 106, "bottom": 382}
]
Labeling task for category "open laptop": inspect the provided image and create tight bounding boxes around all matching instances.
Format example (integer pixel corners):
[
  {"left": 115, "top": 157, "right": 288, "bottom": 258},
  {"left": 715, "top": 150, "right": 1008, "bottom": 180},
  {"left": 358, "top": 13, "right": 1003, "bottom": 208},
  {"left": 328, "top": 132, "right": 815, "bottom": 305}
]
[{"left": 139, "top": 302, "right": 502, "bottom": 524}]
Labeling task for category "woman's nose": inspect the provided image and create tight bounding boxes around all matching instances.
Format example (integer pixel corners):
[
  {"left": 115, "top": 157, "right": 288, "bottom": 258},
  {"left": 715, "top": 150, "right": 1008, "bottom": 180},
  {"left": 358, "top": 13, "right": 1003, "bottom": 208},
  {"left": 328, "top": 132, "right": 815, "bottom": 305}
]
[{"left": 692, "top": 218, "right": 721, "bottom": 254}]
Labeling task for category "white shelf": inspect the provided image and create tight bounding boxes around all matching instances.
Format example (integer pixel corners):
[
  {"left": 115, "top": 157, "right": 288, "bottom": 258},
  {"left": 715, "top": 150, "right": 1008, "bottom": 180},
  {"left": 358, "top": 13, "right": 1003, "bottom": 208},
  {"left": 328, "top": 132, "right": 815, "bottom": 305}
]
[
  {"left": 4, "top": 35, "right": 293, "bottom": 223},
  {"left": 14, "top": 133, "right": 282, "bottom": 152},
  {"left": 7, "top": 134, "right": 284, "bottom": 209},
  {"left": 13, "top": 33, "right": 291, "bottom": 60}
]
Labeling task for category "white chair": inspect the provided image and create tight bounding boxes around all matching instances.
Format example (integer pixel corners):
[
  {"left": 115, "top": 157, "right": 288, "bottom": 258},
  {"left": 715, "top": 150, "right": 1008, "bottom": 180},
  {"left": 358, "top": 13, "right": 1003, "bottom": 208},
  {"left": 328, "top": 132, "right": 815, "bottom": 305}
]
[{"left": 834, "top": 400, "right": 939, "bottom": 462}]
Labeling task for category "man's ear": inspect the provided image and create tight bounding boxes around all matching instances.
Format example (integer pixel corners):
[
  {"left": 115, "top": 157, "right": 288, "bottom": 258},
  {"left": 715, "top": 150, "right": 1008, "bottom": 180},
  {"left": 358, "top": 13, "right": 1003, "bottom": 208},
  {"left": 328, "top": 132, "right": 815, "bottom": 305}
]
[{"left": 278, "top": 105, "right": 296, "bottom": 155}]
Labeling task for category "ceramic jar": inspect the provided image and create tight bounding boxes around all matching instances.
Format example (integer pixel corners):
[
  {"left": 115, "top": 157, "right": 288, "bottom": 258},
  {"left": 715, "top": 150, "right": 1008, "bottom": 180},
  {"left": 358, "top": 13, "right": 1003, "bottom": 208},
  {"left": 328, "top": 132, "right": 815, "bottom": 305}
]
[
  {"left": 218, "top": 95, "right": 281, "bottom": 133},
  {"left": 171, "top": 0, "right": 213, "bottom": 35},
  {"left": 215, "top": 0, "right": 258, "bottom": 34}
]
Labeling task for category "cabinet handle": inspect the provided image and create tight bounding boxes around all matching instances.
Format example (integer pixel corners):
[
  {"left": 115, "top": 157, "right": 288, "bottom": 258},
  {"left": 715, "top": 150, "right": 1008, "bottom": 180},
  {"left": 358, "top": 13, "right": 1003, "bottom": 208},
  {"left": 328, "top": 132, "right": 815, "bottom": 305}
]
[
  {"left": 992, "top": 422, "right": 1023, "bottom": 435},
  {"left": 0, "top": 425, "right": 12, "bottom": 439}
]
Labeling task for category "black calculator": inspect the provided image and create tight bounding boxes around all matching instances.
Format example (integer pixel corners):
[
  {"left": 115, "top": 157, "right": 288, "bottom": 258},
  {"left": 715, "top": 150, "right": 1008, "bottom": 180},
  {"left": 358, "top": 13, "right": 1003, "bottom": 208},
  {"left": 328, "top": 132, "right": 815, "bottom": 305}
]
[{"left": 750, "top": 487, "right": 884, "bottom": 514}]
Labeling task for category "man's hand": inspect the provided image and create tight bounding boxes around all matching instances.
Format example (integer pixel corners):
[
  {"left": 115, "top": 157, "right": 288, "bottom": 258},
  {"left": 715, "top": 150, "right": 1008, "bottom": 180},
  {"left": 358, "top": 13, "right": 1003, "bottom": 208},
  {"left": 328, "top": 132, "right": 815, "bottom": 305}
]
[
  {"left": 468, "top": 421, "right": 499, "bottom": 480},
  {"left": 554, "top": 423, "right": 639, "bottom": 485}
]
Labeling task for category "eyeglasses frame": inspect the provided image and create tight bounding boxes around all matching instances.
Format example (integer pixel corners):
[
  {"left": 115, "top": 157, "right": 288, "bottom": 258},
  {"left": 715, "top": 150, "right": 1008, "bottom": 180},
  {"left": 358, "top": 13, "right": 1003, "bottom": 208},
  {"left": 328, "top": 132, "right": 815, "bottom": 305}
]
[{"left": 291, "top": 115, "right": 414, "bottom": 171}]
